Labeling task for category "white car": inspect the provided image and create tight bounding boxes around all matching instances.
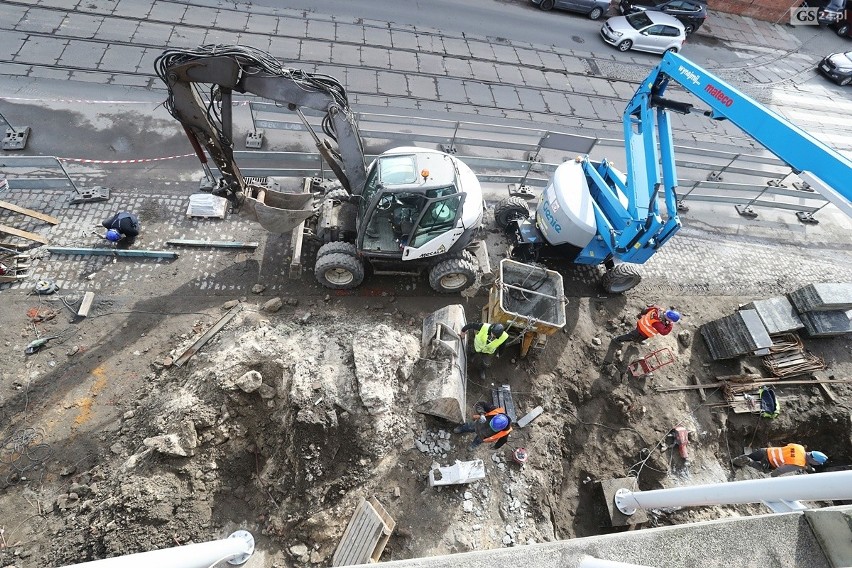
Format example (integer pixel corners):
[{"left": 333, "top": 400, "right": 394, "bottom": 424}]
[{"left": 600, "top": 11, "right": 686, "bottom": 54}]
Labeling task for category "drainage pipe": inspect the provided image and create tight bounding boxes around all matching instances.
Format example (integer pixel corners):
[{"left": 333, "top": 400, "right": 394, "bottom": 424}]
[
  {"left": 615, "top": 470, "right": 852, "bottom": 516},
  {"left": 60, "top": 530, "right": 255, "bottom": 568}
]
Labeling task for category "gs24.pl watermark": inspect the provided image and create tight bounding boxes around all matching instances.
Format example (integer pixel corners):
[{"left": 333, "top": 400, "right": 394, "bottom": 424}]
[{"left": 790, "top": 6, "right": 847, "bottom": 25}]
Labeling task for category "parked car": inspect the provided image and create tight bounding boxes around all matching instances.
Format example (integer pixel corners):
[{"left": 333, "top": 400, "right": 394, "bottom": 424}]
[
  {"left": 531, "top": 0, "right": 611, "bottom": 20},
  {"left": 818, "top": 51, "right": 852, "bottom": 85},
  {"left": 600, "top": 11, "right": 686, "bottom": 54},
  {"left": 619, "top": 0, "right": 707, "bottom": 34}
]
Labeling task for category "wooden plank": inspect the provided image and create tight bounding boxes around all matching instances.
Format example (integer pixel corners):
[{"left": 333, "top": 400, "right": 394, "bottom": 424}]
[
  {"left": 0, "top": 224, "right": 48, "bottom": 244},
  {"left": 333, "top": 497, "right": 394, "bottom": 567},
  {"left": 813, "top": 375, "right": 838, "bottom": 403},
  {"left": 173, "top": 305, "right": 241, "bottom": 367},
  {"left": 77, "top": 292, "right": 95, "bottom": 317},
  {"left": 690, "top": 374, "right": 707, "bottom": 402},
  {"left": 0, "top": 200, "right": 60, "bottom": 225}
]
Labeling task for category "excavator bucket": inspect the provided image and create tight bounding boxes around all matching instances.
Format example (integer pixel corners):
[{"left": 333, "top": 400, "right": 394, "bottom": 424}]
[
  {"left": 411, "top": 304, "right": 468, "bottom": 424},
  {"left": 240, "top": 181, "right": 317, "bottom": 234}
]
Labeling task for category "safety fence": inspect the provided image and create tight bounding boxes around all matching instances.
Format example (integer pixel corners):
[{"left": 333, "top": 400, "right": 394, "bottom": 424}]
[
  {"left": 0, "top": 109, "right": 834, "bottom": 224},
  {"left": 248, "top": 102, "right": 834, "bottom": 222}
]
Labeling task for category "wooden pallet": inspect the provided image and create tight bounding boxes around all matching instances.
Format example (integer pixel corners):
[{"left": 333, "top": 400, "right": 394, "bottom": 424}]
[
  {"left": 0, "top": 252, "right": 30, "bottom": 283},
  {"left": 332, "top": 496, "right": 395, "bottom": 566}
]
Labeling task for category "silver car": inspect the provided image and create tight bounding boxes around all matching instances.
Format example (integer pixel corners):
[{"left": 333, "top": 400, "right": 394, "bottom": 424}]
[{"left": 600, "top": 11, "right": 686, "bottom": 54}]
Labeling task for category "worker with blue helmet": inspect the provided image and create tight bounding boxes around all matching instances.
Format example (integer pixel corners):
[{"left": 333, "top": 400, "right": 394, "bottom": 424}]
[
  {"left": 733, "top": 444, "right": 828, "bottom": 476},
  {"left": 101, "top": 211, "right": 140, "bottom": 244},
  {"left": 615, "top": 304, "right": 681, "bottom": 344},
  {"left": 453, "top": 401, "right": 512, "bottom": 450}
]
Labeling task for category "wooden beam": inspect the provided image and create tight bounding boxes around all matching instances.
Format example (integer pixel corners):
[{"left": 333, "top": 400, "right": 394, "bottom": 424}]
[
  {"left": 47, "top": 247, "right": 177, "bottom": 259},
  {"left": 174, "top": 305, "right": 241, "bottom": 367},
  {"left": 690, "top": 374, "right": 707, "bottom": 402},
  {"left": 77, "top": 292, "right": 95, "bottom": 317},
  {"left": 0, "top": 200, "right": 60, "bottom": 225},
  {"left": 0, "top": 224, "right": 48, "bottom": 244},
  {"left": 656, "top": 378, "right": 852, "bottom": 392},
  {"left": 166, "top": 240, "right": 258, "bottom": 249}
]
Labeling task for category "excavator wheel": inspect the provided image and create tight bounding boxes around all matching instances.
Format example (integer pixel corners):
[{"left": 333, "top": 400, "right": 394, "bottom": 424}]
[
  {"left": 316, "top": 241, "right": 357, "bottom": 259},
  {"left": 429, "top": 255, "right": 477, "bottom": 294},
  {"left": 601, "top": 263, "right": 642, "bottom": 294},
  {"left": 315, "top": 252, "right": 365, "bottom": 289},
  {"left": 494, "top": 197, "right": 530, "bottom": 230}
]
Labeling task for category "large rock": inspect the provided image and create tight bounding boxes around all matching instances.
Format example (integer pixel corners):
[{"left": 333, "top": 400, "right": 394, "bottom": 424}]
[
  {"left": 235, "top": 370, "right": 263, "bottom": 393},
  {"left": 263, "top": 297, "right": 283, "bottom": 313},
  {"left": 143, "top": 420, "right": 198, "bottom": 457},
  {"left": 352, "top": 324, "right": 419, "bottom": 415}
]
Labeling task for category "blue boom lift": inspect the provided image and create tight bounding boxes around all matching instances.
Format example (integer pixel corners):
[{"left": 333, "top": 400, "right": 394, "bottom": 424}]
[{"left": 495, "top": 52, "right": 852, "bottom": 293}]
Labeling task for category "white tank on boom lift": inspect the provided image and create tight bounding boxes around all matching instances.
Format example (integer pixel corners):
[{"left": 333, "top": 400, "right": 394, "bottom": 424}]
[{"left": 535, "top": 160, "right": 598, "bottom": 249}]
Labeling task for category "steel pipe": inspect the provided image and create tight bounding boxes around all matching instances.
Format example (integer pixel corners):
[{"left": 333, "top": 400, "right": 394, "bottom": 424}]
[
  {"left": 580, "top": 556, "right": 658, "bottom": 568},
  {"left": 615, "top": 471, "right": 852, "bottom": 515},
  {"left": 61, "top": 530, "right": 254, "bottom": 568}
]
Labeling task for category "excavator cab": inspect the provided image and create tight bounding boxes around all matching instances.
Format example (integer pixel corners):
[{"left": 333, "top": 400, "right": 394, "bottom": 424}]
[{"left": 357, "top": 150, "right": 471, "bottom": 260}]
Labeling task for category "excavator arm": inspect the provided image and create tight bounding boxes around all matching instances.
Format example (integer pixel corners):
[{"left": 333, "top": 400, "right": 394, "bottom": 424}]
[{"left": 154, "top": 45, "right": 367, "bottom": 201}]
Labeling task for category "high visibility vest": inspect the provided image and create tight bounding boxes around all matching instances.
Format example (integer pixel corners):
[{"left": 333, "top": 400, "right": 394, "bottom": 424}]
[
  {"left": 767, "top": 444, "right": 807, "bottom": 469},
  {"left": 479, "top": 407, "right": 513, "bottom": 443},
  {"left": 637, "top": 309, "right": 662, "bottom": 338},
  {"left": 474, "top": 324, "right": 510, "bottom": 354}
]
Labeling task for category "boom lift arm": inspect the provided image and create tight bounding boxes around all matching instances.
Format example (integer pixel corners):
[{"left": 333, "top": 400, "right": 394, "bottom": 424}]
[
  {"left": 576, "top": 51, "right": 852, "bottom": 267},
  {"left": 154, "top": 45, "right": 368, "bottom": 202}
]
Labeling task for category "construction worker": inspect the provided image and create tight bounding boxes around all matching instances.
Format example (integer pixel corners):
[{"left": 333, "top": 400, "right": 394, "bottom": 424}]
[
  {"left": 614, "top": 305, "right": 680, "bottom": 344},
  {"left": 102, "top": 211, "right": 140, "bottom": 243},
  {"left": 733, "top": 444, "right": 827, "bottom": 477},
  {"left": 461, "top": 321, "right": 510, "bottom": 379},
  {"left": 453, "top": 402, "right": 512, "bottom": 450}
]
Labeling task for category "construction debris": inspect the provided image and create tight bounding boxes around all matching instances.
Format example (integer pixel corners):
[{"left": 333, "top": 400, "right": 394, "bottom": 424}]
[
  {"left": 173, "top": 305, "right": 242, "bottom": 367},
  {"left": 332, "top": 497, "right": 395, "bottom": 567},
  {"left": 429, "top": 459, "right": 486, "bottom": 486}
]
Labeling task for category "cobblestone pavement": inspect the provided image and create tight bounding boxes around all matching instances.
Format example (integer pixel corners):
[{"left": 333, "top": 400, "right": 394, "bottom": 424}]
[{"left": 3, "top": 186, "right": 850, "bottom": 299}]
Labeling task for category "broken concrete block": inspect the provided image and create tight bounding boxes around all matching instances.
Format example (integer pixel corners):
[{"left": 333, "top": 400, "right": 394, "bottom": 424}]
[
  {"left": 251, "top": 284, "right": 266, "bottom": 294},
  {"left": 428, "top": 459, "right": 486, "bottom": 487},
  {"left": 235, "top": 370, "right": 263, "bottom": 393},
  {"left": 222, "top": 300, "right": 239, "bottom": 310}
]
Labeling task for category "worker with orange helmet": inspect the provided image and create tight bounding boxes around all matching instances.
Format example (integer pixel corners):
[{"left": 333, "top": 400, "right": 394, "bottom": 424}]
[
  {"left": 615, "top": 305, "right": 680, "bottom": 344},
  {"left": 453, "top": 401, "right": 512, "bottom": 450}
]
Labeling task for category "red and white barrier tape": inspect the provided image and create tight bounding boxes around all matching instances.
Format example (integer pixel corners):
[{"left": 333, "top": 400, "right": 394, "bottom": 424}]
[{"left": 58, "top": 153, "right": 196, "bottom": 164}]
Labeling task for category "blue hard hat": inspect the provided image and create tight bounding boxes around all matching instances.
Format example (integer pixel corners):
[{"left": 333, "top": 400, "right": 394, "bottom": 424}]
[
  {"left": 489, "top": 414, "right": 510, "bottom": 432},
  {"left": 808, "top": 451, "right": 828, "bottom": 465},
  {"left": 106, "top": 229, "right": 121, "bottom": 242},
  {"left": 665, "top": 309, "right": 681, "bottom": 322}
]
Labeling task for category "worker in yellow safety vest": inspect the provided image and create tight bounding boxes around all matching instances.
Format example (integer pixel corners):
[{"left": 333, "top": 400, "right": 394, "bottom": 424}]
[
  {"left": 733, "top": 444, "right": 828, "bottom": 476},
  {"left": 461, "top": 322, "right": 510, "bottom": 379}
]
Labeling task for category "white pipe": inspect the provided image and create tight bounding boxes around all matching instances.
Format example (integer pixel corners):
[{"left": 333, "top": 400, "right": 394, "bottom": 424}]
[
  {"left": 580, "top": 555, "right": 658, "bottom": 568},
  {"left": 615, "top": 471, "right": 852, "bottom": 515},
  {"left": 61, "top": 530, "right": 255, "bottom": 568}
]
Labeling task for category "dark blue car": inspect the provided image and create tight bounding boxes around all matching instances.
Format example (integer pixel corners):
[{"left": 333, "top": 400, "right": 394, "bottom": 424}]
[{"left": 531, "top": 0, "right": 611, "bottom": 20}]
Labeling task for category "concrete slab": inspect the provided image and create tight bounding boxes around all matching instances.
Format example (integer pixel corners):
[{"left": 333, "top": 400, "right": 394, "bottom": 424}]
[
  {"left": 598, "top": 478, "right": 648, "bottom": 527},
  {"left": 429, "top": 459, "right": 486, "bottom": 486},
  {"left": 14, "top": 8, "right": 61, "bottom": 34},
  {"left": 417, "top": 52, "right": 444, "bottom": 75}
]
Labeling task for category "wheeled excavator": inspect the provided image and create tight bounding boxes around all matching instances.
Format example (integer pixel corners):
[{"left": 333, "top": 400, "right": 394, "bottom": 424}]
[
  {"left": 494, "top": 51, "right": 852, "bottom": 293},
  {"left": 155, "top": 45, "right": 488, "bottom": 293}
]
